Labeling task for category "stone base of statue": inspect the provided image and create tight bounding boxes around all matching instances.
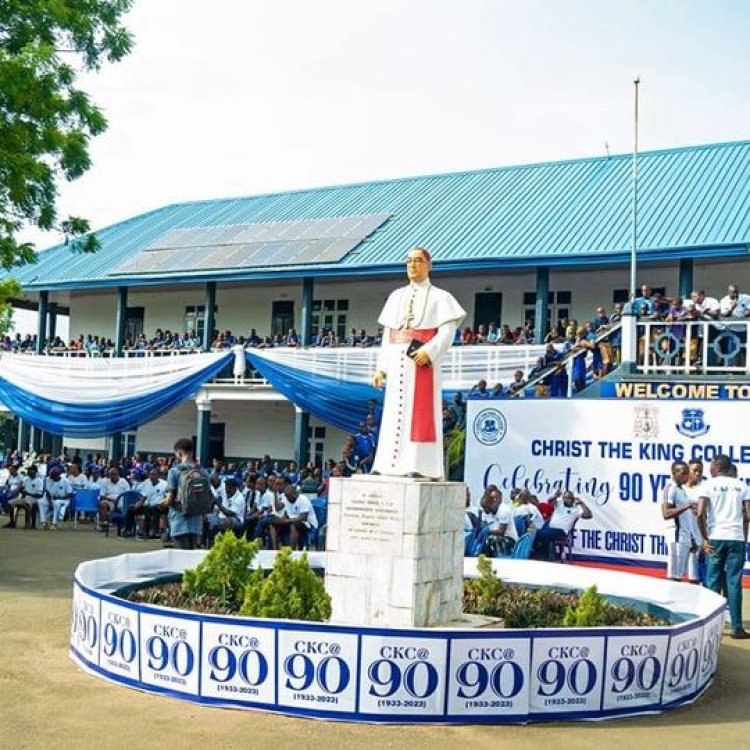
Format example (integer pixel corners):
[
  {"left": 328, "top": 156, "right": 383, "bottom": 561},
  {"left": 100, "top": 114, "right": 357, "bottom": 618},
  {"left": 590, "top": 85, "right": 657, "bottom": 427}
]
[{"left": 324, "top": 475, "right": 466, "bottom": 628}]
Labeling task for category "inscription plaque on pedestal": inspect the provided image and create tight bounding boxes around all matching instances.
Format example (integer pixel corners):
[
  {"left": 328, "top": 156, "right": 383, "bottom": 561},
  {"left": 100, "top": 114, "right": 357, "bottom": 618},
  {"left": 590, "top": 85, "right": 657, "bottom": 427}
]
[
  {"left": 325, "top": 476, "right": 465, "bottom": 628},
  {"left": 340, "top": 486, "right": 403, "bottom": 555}
]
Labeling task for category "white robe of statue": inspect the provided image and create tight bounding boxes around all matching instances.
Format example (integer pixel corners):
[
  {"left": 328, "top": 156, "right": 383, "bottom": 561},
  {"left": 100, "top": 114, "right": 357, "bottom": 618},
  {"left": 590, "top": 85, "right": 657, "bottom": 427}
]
[{"left": 372, "top": 279, "right": 465, "bottom": 479}]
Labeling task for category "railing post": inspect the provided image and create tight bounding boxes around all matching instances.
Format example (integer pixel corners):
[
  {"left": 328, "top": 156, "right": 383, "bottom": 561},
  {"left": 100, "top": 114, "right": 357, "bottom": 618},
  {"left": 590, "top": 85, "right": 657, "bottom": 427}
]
[{"left": 620, "top": 312, "right": 638, "bottom": 375}]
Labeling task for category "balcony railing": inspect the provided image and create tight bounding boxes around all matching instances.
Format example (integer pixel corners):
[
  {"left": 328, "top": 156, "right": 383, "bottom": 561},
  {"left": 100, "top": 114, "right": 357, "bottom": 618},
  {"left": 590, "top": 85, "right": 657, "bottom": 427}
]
[{"left": 637, "top": 320, "right": 750, "bottom": 375}]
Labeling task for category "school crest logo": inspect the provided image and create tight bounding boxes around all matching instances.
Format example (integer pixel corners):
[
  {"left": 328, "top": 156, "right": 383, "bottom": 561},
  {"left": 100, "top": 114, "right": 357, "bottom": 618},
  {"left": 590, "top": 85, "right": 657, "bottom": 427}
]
[
  {"left": 473, "top": 408, "right": 507, "bottom": 446},
  {"left": 633, "top": 405, "right": 660, "bottom": 439},
  {"left": 676, "top": 408, "right": 710, "bottom": 438}
]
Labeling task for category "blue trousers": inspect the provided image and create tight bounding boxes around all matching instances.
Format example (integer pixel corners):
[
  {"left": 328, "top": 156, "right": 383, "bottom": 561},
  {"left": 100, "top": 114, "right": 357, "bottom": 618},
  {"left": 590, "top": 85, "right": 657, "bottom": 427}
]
[{"left": 704, "top": 539, "right": 745, "bottom": 631}]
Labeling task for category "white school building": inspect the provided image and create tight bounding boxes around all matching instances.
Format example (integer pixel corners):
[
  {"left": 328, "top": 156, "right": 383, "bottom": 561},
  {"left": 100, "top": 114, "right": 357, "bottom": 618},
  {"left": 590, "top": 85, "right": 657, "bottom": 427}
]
[{"left": 6, "top": 139, "right": 750, "bottom": 463}]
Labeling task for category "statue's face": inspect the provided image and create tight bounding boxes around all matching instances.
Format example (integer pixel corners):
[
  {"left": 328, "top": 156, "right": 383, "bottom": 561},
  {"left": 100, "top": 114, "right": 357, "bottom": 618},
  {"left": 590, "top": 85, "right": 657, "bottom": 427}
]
[{"left": 406, "top": 248, "right": 430, "bottom": 283}]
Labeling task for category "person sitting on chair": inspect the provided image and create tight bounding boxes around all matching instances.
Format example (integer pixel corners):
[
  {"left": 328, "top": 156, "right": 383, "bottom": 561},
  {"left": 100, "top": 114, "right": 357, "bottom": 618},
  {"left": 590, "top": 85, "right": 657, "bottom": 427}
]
[
  {"left": 46, "top": 465, "right": 74, "bottom": 529},
  {"left": 269, "top": 486, "right": 317, "bottom": 551},
  {"left": 5, "top": 464, "right": 41, "bottom": 529},
  {"left": 480, "top": 487, "right": 516, "bottom": 557},
  {"left": 534, "top": 491, "right": 592, "bottom": 561},
  {"left": 204, "top": 477, "right": 246, "bottom": 547},
  {"left": 98, "top": 467, "right": 130, "bottom": 530}
]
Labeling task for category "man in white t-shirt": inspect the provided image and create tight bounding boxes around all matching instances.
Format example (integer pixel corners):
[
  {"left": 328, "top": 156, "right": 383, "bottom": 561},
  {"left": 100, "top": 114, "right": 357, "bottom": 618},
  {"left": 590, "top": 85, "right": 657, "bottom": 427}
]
[
  {"left": 45, "top": 466, "right": 74, "bottom": 529},
  {"left": 513, "top": 490, "right": 545, "bottom": 535},
  {"left": 97, "top": 468, "right": 130, "bottom": 527},
  {"left": 697, "top": 454, "right": 750, "bottom": 639},
  {"left": 270, "top": 486, "right": 317, "bottom": 550},
  {"left": 5, "top": 464, "right": 41, "bottom": 529},
  {"left": 718, "top": 285, "right": 750, "bottom": 366},
  {"left": 479, "top": 487, "right": 516, "bottom": 556},
  {"left": 205, "top": 477, "right": 246, "bottom": 547},
  {"left": 535, "top": 491, "right": 592, "bottom": 561},
  {"left": 661, "top": 460, "right": 702, "bottom": 582},
  {"left": 130, "top": 469, "right": 168, "bottom": 539}
]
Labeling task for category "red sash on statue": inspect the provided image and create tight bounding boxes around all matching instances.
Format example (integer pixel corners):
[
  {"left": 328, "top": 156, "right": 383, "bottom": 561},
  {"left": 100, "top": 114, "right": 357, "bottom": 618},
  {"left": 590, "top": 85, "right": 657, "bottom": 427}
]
[{"left": 389, "top": 327, "right": 438, "bottom": 442}]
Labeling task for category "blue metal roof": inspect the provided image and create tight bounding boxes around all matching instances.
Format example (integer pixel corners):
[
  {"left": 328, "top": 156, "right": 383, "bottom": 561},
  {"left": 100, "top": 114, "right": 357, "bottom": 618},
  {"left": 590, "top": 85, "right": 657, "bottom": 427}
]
[{"left": 13, "top": 140, "right": 750, "bottom": 291}]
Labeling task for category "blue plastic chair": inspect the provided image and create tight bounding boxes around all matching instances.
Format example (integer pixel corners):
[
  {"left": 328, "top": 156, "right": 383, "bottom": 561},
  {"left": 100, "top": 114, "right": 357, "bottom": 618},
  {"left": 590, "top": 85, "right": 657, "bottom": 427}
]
[
  {"left": 511, "top": 530, "right": 537, "bottom": 559},
  {"left": 307, "top": 497, "right": 328, "bottom": 550},
  {"left": 108, "top": 490, "right": 142, "bottom": 537},
  {"left": 514, "top": 515, "right": 529, "bottom": 538},
  {"left": 70, "top": 488, "right": 101, "bottom": 529}
]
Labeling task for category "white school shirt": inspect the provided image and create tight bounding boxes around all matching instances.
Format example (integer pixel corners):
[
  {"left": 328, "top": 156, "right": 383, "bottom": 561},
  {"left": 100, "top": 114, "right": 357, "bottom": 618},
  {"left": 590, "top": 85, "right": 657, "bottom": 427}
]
[
  {"left": 549, "top": 503, "right": 583, "bottom": 534},
  {"left": 495, "top": 502, "right": 519, "bottom": 541},
  {"left": 665, "top": 481, "right": 702, "bottom": 543},
  {"left": 141, "top": 479, "right": 168, "bottom": 507},
  {"left": 699, "top": 475, "right": 750, "bottom": 541},
  {"left": 719, "top": 293, "right": 750, "bottom": 319},
  {"left": 45, "top": 476, "right": 73, "bottom": 499},
  {"left": 99, "top": 477, "right": 130, "bottom": 502},
  {"left": 286, "top": 494, "right": 318, "bottom": 528},
  {"left": 5, "top": 474, "right": 23, "bottom": 496},
  {"left": 513, "top": 503, "right": 545, "bottom": 531},
  {"left": 22, "top": 476, "right": 44, "bottom": 498},
  {"left": 68, "top": 474, "right": 89, "bottom": 491},
  {"left": 218, "top": 490, "right": 246, "bottom": 520}
]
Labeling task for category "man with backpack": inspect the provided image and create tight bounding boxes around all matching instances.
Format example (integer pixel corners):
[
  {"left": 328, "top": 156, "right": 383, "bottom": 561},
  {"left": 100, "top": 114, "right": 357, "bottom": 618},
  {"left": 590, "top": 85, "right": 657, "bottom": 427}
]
[{"left": 163, "top": 437, "right": 212, "bottom": 549}]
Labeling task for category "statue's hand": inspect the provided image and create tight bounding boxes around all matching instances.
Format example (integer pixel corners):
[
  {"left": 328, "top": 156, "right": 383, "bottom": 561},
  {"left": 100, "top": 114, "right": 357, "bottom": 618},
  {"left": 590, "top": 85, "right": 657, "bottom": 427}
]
[
  {"left": 372, "top": 370, "right": 386, "bottom": 388},
  {"left": 412, "top": 348, "right": 431, "bottom": 367}
]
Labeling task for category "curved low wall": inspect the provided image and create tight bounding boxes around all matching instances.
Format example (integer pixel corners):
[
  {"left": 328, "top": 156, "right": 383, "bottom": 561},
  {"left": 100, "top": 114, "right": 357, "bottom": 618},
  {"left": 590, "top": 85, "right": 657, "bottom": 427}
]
[{"left": 70, "top": 550, "right": 725, "bottom": 724}]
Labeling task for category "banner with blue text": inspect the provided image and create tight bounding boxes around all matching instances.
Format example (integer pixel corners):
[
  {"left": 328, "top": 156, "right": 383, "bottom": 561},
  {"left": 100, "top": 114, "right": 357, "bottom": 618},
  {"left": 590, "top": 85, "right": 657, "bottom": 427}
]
[{"left": 464, "top": 399, "right": 750, "bottom": 573}]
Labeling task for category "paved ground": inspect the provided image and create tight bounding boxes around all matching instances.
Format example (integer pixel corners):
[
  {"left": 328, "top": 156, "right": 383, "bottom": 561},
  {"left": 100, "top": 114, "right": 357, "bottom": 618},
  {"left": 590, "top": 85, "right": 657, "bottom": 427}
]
[{"left": 1, "top": 530, "right": 748, "bottom": 750}]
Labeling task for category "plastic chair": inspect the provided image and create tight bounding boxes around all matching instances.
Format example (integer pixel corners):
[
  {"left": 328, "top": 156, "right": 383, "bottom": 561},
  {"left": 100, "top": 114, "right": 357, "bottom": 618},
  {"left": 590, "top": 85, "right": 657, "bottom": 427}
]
[
  {"left": 307, "top": 497, "right": 328, "bottom": 550},
  {"left": 511, "top": 530, "right": 537, "bottom": 559},
  {"left": 552, "top": 520, "right": 579, "bottom": 563},
  {"left": 70, "top": 488, "right": 101, "bottom": 529},
  {"left": 108, "top": 490, "right": 142, "bottom": 537},
  {"left": 513, "top": 514, "right": 529, "bottom": 538}
]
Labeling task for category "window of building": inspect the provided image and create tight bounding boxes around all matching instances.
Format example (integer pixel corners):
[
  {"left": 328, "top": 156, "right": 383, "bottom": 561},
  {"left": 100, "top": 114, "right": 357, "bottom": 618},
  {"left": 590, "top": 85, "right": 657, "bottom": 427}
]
[
  {"left": 124, "top": 307, "right": 144, "bottom": 343},
  {"left": 523, "top": 291, "right": 572, "bottom": 329},
  {"left": 307, "top": 425, "right": 326, "bottom": 468},
  {"left": 185, "top": 304, "right": 217, "bottom": 341},
  {"left": 311, "top": 299, "right": 349, "bottom": 340},
  {"left": 271, "top": 301, "right": 294, "bottom": 337}
]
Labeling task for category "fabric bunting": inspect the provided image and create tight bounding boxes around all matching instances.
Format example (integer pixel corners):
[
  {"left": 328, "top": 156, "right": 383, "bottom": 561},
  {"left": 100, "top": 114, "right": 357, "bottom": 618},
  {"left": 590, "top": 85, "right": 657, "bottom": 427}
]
[
  {"left": 246, "top": 350, "right": 382, "bottom": 434},
  {"left": 0, "top": 352, "right": 232, "bottom": 437}
]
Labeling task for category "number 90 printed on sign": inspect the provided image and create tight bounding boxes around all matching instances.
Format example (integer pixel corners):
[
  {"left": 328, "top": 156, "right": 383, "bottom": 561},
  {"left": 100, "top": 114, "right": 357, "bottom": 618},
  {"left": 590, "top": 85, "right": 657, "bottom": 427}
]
[
  {"left": 358, "top": 636, "right": 447, "bottom": 716},
  {"left": 139, "top": 613, "right": 200, "bottom": 696},
  {"left": 529, "top": 637, "right": 606, "bottom": 715},
  {"left": 276, "top": 630, "right": 358, "bottom": 713},
  {"left": 200, "top": 622, "right": 275, "bottom": 704},
  {"left": 99, "top": 600, "right": 139, "bottom": 680},
  {"left": 446, "top": 637, "right": 530, "bottom": 716},
  {"left": 71, "top": 586, "right": 100, "bottom": 665}
]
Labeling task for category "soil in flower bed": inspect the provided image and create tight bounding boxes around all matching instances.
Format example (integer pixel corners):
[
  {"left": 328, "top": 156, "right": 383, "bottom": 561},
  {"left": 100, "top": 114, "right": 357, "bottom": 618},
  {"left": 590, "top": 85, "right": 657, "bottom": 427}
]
[{"left": 122, "top": 579, "right": 672, "bottom": 628}]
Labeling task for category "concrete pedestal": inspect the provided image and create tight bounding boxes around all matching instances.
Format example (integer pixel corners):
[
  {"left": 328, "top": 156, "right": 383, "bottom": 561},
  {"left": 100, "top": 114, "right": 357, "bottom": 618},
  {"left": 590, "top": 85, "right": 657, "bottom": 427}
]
[{"left": 324, "top": 476, "right": 465, "bottom": 628}]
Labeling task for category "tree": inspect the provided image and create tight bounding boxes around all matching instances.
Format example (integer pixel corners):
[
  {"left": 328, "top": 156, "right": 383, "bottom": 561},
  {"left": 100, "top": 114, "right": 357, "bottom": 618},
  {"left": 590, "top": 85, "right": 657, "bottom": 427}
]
[{"left": 0, "top": 0, "right": 134, "bottom": 310}]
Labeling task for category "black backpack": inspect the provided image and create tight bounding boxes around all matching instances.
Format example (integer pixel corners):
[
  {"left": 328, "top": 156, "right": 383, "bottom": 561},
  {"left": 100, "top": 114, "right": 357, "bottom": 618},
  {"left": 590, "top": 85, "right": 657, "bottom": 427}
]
[{"left": 177, "top": 466, "right": 212, "bottom": 517}]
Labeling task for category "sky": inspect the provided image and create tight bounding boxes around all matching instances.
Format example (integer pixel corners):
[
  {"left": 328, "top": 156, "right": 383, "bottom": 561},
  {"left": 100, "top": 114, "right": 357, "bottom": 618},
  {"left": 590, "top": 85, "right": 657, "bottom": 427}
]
[{"left": 12, "top": 0, "right": 750, "bottom": 336}]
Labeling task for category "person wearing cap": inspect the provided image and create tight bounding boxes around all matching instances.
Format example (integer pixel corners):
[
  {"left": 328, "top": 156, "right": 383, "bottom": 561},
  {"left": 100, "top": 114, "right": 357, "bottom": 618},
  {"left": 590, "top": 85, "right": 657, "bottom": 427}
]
[{"left": 45, "top": 465, "right": 74, "bottom": 529}]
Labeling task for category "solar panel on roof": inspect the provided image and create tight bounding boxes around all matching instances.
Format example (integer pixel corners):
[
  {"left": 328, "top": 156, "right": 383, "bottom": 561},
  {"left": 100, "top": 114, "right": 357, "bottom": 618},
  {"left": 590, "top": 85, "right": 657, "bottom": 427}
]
[{"left": 108, "top": 213, "right": 390, "bottom": 276}]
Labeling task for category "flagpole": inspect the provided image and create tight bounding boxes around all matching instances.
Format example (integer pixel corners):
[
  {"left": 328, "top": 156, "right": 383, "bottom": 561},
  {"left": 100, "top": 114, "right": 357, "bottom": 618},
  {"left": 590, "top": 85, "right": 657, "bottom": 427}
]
[{"left": 629, "top": 74, "right": 641, "bottom": 299}]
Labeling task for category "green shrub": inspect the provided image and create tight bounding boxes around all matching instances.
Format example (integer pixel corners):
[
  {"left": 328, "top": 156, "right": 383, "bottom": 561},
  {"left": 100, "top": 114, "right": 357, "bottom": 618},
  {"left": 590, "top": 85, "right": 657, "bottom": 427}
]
[
  {"left": 563, "top": 585, "right": 608, "bottom": 627},
  {"left": 463, "top": 555, "right": 504, "bottom": 616},
  {"left": 182, "top": 532, "right": 260, "bottom": 608},
  {"left": 241, "top": 548, "right": 331, "bottom": 622}
]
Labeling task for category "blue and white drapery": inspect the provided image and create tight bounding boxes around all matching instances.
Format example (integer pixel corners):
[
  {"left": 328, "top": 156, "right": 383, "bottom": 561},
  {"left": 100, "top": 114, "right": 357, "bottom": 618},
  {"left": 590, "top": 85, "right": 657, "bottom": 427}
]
[
  {"left": 246, "top": 345, "right": 547, "bottom": 434},
  {"left": 246, "top": 349, "right": 381, "bottom": 434},
  {"left": 0, "top": 352, "right": 232, "bottom": 437}
]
